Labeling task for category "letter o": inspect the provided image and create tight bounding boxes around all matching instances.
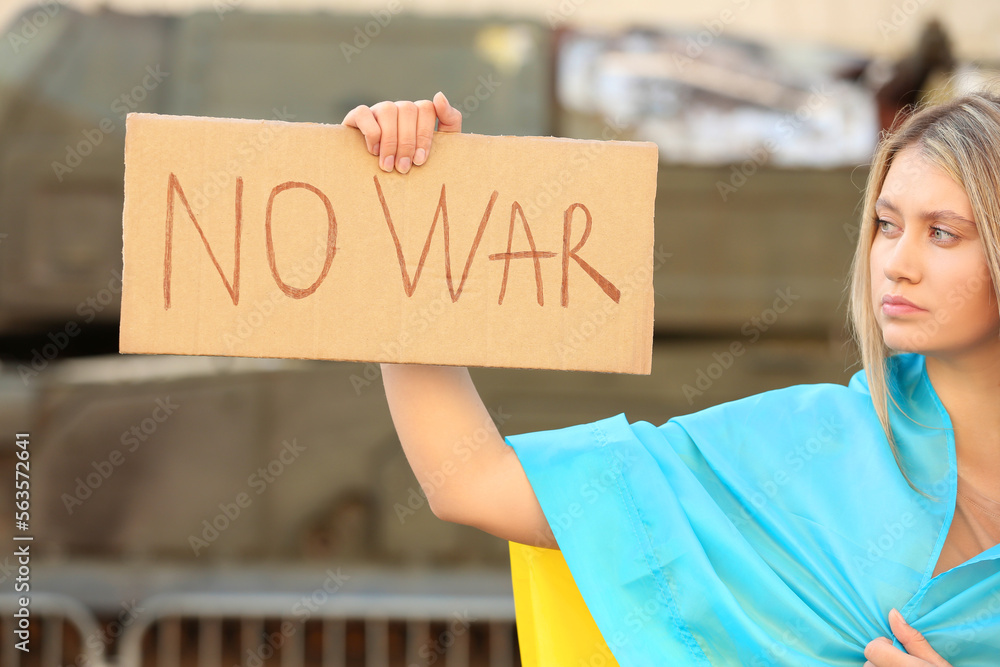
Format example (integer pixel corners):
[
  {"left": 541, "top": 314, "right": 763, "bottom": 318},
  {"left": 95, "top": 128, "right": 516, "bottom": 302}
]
[
  {"left": 707, "top": 362, "right": 723, "bottom": 379},
  {"left": 131, "top": 85, "right": 147, "bottom": 102},
  {"left": 761, "top": 308, "right": 777, "bottom": 325},
  {"left": 266, "top": 182, "right": 337, "bottom": 299}
]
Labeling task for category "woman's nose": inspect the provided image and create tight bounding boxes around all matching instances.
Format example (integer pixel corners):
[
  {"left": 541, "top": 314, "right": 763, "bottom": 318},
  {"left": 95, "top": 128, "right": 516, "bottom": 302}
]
[{"left": 882, "top": 227, "right": 923, "bottom": 283}]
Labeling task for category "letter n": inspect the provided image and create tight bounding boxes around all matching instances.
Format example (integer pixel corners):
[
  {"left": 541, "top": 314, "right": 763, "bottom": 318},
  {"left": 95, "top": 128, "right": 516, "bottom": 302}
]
[{"left": 163, "top": 173, "right": 242, "bottom": 309}]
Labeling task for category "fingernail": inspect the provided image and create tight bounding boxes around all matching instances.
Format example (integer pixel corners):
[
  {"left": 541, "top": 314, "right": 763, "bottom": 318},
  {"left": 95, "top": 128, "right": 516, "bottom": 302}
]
[
  {"left": 438, "top": 91, "right": 450, "bottom": 105},
  {"left": 397, "top": 156, "right": 411, "bottom": 174},
  {"left": 414, "top": 147, "right": 426, "bottom": 165},
  {"left": 381, "top": 154, "right": 394, "bottom": 172},
  {"left": 889, "top": 608, "right": 905, "bottom": 623},
  {"left": 373, "top": 142, "right": 380, "bottom": 156}
]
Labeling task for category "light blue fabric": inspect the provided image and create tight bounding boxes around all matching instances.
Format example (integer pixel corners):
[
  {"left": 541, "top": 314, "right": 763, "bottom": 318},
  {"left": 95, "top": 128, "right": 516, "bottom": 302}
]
[{"left": 505, "top": 352, "right": 1000, "bottom": 666}]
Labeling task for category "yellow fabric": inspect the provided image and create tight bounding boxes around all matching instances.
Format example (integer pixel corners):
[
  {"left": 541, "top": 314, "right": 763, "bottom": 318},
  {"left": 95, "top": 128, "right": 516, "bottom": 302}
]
[{"left": 509, "top": 541, "right": 620, "bottom": 666}]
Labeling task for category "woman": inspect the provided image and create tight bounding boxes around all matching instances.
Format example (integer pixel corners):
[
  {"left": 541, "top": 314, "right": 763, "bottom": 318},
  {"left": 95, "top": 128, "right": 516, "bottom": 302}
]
[{"left": 343, "top": 91, "right": 1000, "bottom": 666}]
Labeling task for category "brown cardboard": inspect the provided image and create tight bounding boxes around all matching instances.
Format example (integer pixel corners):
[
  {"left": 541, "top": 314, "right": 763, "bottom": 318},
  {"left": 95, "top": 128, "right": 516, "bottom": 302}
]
[{"left": 120, "top": 113, "right": 658, "bottom": 373}]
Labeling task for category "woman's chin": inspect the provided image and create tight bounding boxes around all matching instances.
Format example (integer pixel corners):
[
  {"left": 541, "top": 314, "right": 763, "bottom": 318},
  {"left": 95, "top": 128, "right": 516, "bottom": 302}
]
[{"left": 880, "top": 329, "right": 928, "bottom": 354}]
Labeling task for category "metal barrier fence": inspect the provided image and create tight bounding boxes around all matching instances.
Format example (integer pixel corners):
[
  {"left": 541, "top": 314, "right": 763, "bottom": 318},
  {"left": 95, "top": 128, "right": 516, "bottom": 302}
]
[
  {"left": 1, "top": 585, "right": 518, "bottom": 667},
  {"left": 115, "top": 591, "right": 518, "bottom": 667},
  {"left": 0, "top": 591, "right": 108, "bottom": 667}
]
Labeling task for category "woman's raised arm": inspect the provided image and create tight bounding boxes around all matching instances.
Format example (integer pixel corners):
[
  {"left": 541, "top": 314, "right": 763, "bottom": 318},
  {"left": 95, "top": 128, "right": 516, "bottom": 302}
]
[{"left": 343, "top": 93, "right": 557, "bottom": 549}]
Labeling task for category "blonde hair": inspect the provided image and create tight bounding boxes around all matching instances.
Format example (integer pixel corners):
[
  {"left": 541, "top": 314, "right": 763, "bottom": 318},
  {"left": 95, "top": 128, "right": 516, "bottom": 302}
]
[{"left": 847, "top": 90, "right": 1000, "bottom": 498}]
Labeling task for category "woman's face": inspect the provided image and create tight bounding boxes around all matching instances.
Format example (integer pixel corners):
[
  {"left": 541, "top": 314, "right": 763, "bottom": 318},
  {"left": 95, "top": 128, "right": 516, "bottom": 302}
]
[{"left": 870, "top": 144, "right": 1000, "bottom": 358}]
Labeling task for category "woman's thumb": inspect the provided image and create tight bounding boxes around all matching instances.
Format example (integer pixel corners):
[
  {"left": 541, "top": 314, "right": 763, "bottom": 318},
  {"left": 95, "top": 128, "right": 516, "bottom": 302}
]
[{"left": 433, "top": 91, "right": 462, "bottom": 132}]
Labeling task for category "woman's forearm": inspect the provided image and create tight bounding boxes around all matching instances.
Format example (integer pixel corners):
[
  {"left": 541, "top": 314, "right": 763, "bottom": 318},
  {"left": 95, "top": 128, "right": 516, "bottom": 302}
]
[{"left": 380, "top": 363, "right": 507, "bottom": 520}]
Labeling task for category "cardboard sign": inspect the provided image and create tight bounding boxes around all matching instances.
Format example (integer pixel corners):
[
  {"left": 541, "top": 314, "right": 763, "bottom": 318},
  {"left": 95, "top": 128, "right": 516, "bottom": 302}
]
[{"left": 120, "top": 113, "right": 658, "bottom": 373}]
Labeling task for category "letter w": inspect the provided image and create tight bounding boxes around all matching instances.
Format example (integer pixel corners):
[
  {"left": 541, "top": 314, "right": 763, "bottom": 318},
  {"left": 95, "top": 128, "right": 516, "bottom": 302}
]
[
  {"left": 163, "top": 173, "right": 242, "bottom": 309},
  {"left": 374, "top": 175, "right": 498, "bottom": 301}
]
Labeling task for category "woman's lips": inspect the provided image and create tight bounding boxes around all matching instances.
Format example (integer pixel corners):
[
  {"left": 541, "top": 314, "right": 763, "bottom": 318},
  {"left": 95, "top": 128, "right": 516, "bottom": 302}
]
[{"left": 881, "top": 295, "right": 926, "bottom": 316}]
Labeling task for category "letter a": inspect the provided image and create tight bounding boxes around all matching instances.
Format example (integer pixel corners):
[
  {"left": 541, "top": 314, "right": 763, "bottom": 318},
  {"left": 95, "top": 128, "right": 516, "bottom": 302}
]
[{"left": 488, "top": 201, "right": 556, "bottom": 305}]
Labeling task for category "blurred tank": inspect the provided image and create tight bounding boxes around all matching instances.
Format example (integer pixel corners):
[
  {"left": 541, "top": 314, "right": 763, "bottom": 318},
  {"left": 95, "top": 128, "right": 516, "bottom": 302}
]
[
  {"left": 0, "top": 5, "right": 552, "bottom": 335},
  {"left": 1, "top": 338, "right": 853, "bottom": 564}
]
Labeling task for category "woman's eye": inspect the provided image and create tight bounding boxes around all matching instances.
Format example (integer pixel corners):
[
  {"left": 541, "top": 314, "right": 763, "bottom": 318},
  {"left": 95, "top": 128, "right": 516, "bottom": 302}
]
[
  {"left": 931, "top": 227, "right": 959, "bottom": 242},
  {"left": 876, "top": 218, "right": 896, "bottom": 233},
  {"left": 876, "top": 217, "right": 959, "bottom": 243}
]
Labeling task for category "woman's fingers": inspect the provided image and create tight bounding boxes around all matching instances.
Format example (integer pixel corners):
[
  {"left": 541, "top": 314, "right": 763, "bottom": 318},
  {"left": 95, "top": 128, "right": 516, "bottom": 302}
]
[
  {"left": 371, "top": 101, "right": 398, "bottom": 172},
  {"left": 413, "top": 99, "right": 436, "bottom": 166},
  {"left": 433, "top": 91, "right": 463, "bottom": 133},
  {"left": 887, "top": 609, "right": 951, "bottom": 667},
  {"left": 343, "top": 92, "right": 464, "bottom": 173},
  {"left": 864, "top": 636, "right": 928, "bottom": 667},
  {"left": 342, "top": 104, "right": 381, "bottom": 156},
  {"left": 393, "top": 100, "right": 419, "bottom": 174}
]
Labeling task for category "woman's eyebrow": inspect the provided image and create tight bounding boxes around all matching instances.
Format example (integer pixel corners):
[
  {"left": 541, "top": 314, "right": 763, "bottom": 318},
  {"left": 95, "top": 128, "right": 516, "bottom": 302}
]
[
  {"left": 875, "top": 197, "right": 977, "bottom": 227},
  {"left": 924, "top": 209, "right": 978, "bottom": 227}
]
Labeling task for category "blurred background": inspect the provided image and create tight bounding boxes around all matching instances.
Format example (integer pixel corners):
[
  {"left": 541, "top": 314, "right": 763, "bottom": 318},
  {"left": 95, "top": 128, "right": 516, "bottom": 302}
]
[{"left": 0, "top": 0, "right": 997, "bottom": 665}]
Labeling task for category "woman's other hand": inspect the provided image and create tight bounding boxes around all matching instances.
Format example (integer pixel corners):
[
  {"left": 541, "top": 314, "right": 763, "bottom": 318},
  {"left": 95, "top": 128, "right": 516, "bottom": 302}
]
[
  {"left": 863, "top": 609, "right": 953, "bottom": 667},
  {"left": 342, "top": 91, "right": 463, "bottom": 174}
]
